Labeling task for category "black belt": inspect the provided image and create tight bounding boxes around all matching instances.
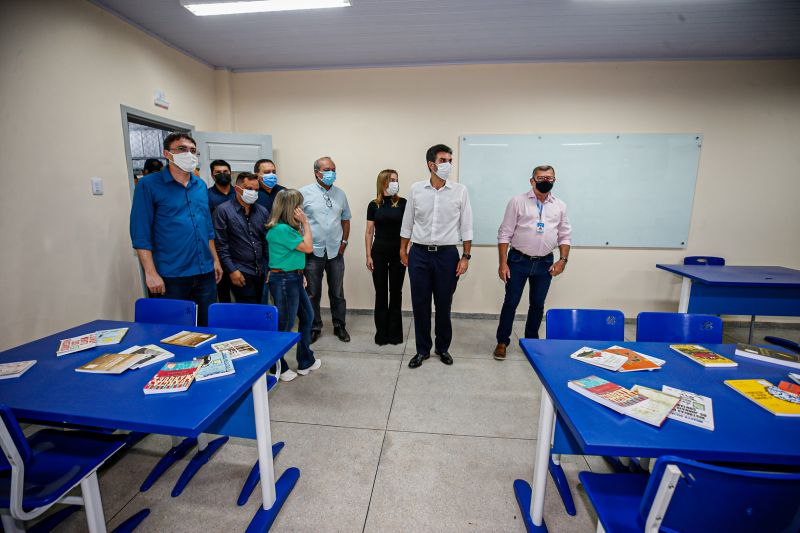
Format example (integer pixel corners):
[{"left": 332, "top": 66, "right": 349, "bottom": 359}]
[
  {"left": 413, "top": 243, "right": 457, "bottom": 252},
  {"left": 511, "top": 248, "right": 553, "bottom": 261}
]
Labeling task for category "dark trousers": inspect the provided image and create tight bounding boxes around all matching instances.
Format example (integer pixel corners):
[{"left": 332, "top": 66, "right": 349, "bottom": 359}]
[
  {"left": 230, "top": 271, "right": 266, "bottom": 304},
  {"left": 216, "top": 274, "right": 233, "bottom": 303},
  {"left": 269, "top": 271, "right": 316, "bottom": 371},
  {"left": 260, "top": 275, "right": 272, "bottom": 306},
  {"left": 371, "top": 240, "right": 406, "bottom": 345},
  {"left": 496, "top": 249, "right": 554, "bottom": 345},
  {"left": 304, "top": 252, "right": 346, "bottom": 332},
  {"left": 157, "top": 271, "right": 217, "bottom": 327},
  {"left": 408, "top": 245, "right": 460, "bottom": 355}
]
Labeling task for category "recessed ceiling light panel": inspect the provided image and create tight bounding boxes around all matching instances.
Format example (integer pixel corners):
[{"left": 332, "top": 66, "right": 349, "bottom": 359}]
[{"left": 181, "top": 0, "right": 351, "bottom": 16}]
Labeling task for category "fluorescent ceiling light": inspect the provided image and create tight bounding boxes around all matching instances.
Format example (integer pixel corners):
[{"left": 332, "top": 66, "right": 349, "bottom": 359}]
[{"left": 182, "top": 0, "right": 351, "bottom": 16}]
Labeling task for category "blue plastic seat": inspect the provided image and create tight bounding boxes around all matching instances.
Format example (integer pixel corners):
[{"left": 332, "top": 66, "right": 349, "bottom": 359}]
[
  {"left": 0, "top": 405, "right": 149, "bottom": 532},
  {"left": 580, "top": 455, "right": 800, "bottom": 533},
  {"left": 542, "top": 309, "right": 627, "bottom": 515},
  {"left": 683, "top": 256, "right": 725, "bottom": 266},
  {"left": 134, "top": 298, "right": 196, "bottom": 326},
  {"left": 764, "top": 336, "right": 800, "bottom": 355},
  {"left": 636, "top": 312, "right": 723, "bottom": 343}
]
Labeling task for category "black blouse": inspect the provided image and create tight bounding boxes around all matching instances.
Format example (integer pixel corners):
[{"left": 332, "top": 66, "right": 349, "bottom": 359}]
[{"left": 367, "top": 196, "right": 407, "bottom": 244}]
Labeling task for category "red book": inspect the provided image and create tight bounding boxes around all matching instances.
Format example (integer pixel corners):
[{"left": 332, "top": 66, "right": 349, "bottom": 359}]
[{"left": 143, "top": 360, "right": 201, "bottom": 395}]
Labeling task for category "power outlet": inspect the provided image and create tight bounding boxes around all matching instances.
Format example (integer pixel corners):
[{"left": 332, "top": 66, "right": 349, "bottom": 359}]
[{"left": 91, "top": 177, "right": 104, "bottom": 196}]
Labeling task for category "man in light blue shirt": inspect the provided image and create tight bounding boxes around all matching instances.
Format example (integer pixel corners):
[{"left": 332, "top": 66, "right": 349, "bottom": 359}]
[{"left": 299, "top": 156, "right": 352, "bottom": 343}]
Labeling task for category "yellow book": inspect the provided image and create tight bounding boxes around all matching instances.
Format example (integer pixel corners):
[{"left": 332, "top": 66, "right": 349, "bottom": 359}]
[
  {"left": 670, "top": 344, "right": 737, "bottom": 368},
  {"left": 724, "top": 379, "right": 800, "bottom": 417}
]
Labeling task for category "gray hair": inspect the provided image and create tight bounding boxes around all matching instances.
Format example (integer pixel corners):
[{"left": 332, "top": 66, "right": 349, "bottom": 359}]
[
  {"left": 532, "top": 165, "right": 555, "bottom": 177},
  {"left": 313, "top": 156, "right": 334, "bottom": 172}
]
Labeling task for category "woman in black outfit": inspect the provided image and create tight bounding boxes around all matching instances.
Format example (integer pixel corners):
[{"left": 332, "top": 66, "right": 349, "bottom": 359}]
[{"left": 365, "top": 169, "right": 407, "bottom": 345}]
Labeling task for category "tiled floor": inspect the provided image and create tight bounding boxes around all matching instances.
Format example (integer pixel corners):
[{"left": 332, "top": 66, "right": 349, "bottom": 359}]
[{"left": 41, "top": 314, "right": 797, "bottom": 532}]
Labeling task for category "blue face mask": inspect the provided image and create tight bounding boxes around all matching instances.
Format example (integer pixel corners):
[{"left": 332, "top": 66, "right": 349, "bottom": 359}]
[
  {"left": 262, "top": 173, "right": 278, "bottom": 188},
  {"left": 320, "top": 170, "right": 336, "bottom": 186}
]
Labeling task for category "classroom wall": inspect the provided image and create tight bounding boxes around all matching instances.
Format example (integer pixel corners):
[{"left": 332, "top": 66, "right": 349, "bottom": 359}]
[
  {"left": 0, "top": 0, "right": 217, "bottom": 350},
  {"left": 231, "top": 61, "right": 800, "bottom": 319}
]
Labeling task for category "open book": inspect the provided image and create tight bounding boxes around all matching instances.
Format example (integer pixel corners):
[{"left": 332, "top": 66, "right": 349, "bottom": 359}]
[{"left": 568, "top": 375, "right": 679, "bottom": 427}]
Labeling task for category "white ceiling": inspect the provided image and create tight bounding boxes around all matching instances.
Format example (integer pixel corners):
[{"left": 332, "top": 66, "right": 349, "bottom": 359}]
[{"left": 91, "top": 0, "right": 800, "bottom": 71}]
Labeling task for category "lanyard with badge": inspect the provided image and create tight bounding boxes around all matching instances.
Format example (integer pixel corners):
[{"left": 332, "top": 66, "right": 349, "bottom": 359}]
[{"left": 535, "top": 198, "right": 545, "bottom": 234}]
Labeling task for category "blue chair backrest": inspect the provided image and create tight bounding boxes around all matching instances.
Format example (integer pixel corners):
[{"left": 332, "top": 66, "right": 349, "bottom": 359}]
[
  {"left": 640, "top": 456, "right": 800, "bottom": 532},
  {"left": 545, "top": 309, "right": 625, "bottom": 341},
  {"left": 0, "top": 405, "right": 30, "bottom": 469},
  {"left": 207, "top": 303, "right": 278, "bottom": 332},
  {"left": 636, "top": 312, "right": 723, "bottom": 343},
  {"left": 683, "top": 256, "right": 725, "bottom": 266},
  {"left": 134, "top": 298, "right": 197, "bottom": 327}
]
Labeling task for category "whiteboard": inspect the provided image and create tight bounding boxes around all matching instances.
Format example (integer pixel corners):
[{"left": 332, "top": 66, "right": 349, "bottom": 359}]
[{"left": 458, "top": 134, "right": 703, "bottom": 248}]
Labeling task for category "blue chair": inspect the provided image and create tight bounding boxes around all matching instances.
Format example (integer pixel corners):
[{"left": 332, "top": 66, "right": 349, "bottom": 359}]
[
  {"left": 543, "top": 308, "right": 626, "bottom": 515},
  {"left": 0, "top": 405, "right": 149, "bottom": 533},
  {"left": 764, "top": 336, "right": 800, "bottom": 355},
  {"left": 207, "top": 303, "right": 284, "bottom": 506},
  {"left": 683, "top": 256, "right": 725, "bottom": 266},
  {"left": 134, "top": 298, "right": 196, "bottom": 327},
  {"left": 579, "top": 455, "right": 800, "bottom": 533},
  {"left": 636, "top": 312, "right": 723, "bottom": 343}
]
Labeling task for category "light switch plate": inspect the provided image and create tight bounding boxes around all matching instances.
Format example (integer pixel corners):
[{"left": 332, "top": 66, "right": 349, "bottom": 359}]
[{"left": 91, "top": 177, "right": 103, "bottom": 195}]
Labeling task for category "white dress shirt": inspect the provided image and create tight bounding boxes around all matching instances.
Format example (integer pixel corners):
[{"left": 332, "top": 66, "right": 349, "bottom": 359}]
[{"left": 400, "top": 179, "right": 473, "bottom": 246}]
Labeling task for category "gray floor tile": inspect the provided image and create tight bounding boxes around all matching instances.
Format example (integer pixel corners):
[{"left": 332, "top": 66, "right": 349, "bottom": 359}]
[
  {"left": 624, "top": 323, "right": 636, "bottom": 341},
  {"left": 404, "top": 317, "right": 527, "bottom": 361},
  {"left": 270, "top": 350, "right": 401, "bottom": 430},
  {"left": 513, "top": 318, "right": 545, "bottom": 341},
  {"left": 388, "top": 356, "right": 541, "bottom": 439},
  {"left": 364, "top": 431, "right": 595, "bottom": 533},
  {"left": 310, "top": 313, "right": 410, "bottom": 355}
]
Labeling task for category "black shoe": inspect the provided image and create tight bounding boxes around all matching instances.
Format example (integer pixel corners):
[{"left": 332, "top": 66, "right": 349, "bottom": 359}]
[
  {"left": 408, "top": 353, "right": 429, "bottom": 368},
  {"left": 435, "top": 350, "right": 454, "bottom": 365},
  {"left": 334, "top": 326, "right": 350, "bottom": 342},
  {"left": 310, "top": 330, "right": 321, "bottom": 344}
]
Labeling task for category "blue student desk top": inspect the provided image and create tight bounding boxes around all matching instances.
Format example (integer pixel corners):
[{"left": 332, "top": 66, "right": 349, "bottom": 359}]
[
  {"left": 520, "top": 339, "right": 800, "bottom": 466},
  {"left": 0, "top": 320, "right": 299, "bottom": 438},
  {"left": 656, "top": 264, "right": 800, "bottom": 288}
]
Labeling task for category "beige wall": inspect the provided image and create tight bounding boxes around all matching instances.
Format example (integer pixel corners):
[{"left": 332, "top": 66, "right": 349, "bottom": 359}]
[
  {"left": 0, "top": 0, "right": 217, "bottom": 350},
  {"left": 232, "top": 61, "right": 800, "bottom": 318}
]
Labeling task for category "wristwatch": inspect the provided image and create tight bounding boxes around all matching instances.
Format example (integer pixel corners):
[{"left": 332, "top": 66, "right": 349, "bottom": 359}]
[
  {"left": 559, "top": 257, "right": 568, "bottom": 263},
  {"left": 462, "top": 253, "right": 471, "bottom": 260},
  {"left": 341, "top": 240, "right": 348, "bottom": 245}
]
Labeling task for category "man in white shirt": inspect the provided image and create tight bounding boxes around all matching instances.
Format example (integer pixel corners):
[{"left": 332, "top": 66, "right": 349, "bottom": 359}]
[{"left": 400, "top": 144, "right": 473, "bottom": 369}]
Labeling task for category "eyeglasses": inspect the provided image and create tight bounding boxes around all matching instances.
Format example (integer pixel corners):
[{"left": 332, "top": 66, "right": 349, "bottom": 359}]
[
  {"left": 169, "top": 146, "right": 198, "bottom": 155},
  {"left": 322, "top": 193, "right": 333, "bottom": 208},
  {"left": 534, "top": 176, "right": 556, "bottom": 182}
]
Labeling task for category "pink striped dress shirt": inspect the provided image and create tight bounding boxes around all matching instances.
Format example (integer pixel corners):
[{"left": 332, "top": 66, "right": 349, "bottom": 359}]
[{"left": 497, "top": 190, "right": 571, "bottom": 257}]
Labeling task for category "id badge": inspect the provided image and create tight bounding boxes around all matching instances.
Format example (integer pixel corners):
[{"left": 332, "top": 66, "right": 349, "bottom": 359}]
[{"left": 536, "top": 222, "right": 545, "bottom": 234}]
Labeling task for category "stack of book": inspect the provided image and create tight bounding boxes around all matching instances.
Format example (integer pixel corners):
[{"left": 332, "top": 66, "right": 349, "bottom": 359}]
[
  {"left": 569, "top": 346, "right": 665, "bottom": 372},
  {"left": 143, "top": 351, "right": 235, "bottom": 394}
]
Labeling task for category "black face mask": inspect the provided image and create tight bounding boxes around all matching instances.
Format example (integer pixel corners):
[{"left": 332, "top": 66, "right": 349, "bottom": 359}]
[
  {"left": 214, "top": 172, "right": 231, "bottom": 186},
  {"left": 535, "top": 181, "right": 554, "bottom": 193}
]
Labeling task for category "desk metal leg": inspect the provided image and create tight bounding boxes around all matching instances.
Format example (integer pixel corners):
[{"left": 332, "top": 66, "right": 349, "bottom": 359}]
[
  {"left": 678, "top": 278, "right": 691, "bottom": 313},
  {"left": 748, "top": 315, "right": 756, "bottom": 344},
  {"left": 247, "top": 373, "right": 299, "bottom": 532},
  {"left": 514, "top": 390, "right": 555, "bottom": 532}
]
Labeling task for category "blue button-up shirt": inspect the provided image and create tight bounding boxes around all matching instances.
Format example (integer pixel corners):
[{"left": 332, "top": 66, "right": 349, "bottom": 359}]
[
  {"left": 256, "top": 183, "right": 285, "bottom": 214},
  {"left": 299, "top": 182, "right": 351, "bottom": 258},
  {"left": 208, "top": 184, "right": 236, "bottom": 215},
  {"left": 213, "top": 199, "right": 269, "bottom": 276},
  {"left": 130, "top": 167, "right": 216, "bottom": 278}
]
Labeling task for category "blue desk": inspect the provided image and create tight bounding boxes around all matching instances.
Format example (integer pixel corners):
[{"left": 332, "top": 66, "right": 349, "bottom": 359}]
[
  {"left": 515, "top": 339, "right": 800, "bottom": 532},
  {"left": 0, "top": 320, "right": 300, "bottom": 532},
  {"left": 656, "top": 264, "right": 800, "bottom": 342}
]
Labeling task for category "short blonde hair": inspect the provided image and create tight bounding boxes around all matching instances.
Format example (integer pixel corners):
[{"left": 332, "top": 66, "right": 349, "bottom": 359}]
[{"left": 266, "top": 189, "right": 304, "bottom": 231}]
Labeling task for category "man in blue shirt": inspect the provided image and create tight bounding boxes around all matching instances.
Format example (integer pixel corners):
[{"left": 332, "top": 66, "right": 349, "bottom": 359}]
[
  {"left": 254, "top": 158, "right": 286, "bottom": 214},
  {"left": 130, "top": 132, "right": 223, "bottom": 326},
  {"left": 207, "top": 159, "right": 236, "bottom": 303},
  {"left": 299, "top": 156, "right": 352, "bottom": 343}
]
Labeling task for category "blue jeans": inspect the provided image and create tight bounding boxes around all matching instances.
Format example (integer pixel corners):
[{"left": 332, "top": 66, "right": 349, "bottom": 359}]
[
  {"left": 408, "top": 244, "right": 460, "bottom": 355},
  {"left": 158, "top": 271, "right": 217, "bottom": 327},
  {"left": 496, "top": 249, "right": 554, "bottom": 345},
  {"left": 269, "top": 271, "right": 316, "bottom": 371}
]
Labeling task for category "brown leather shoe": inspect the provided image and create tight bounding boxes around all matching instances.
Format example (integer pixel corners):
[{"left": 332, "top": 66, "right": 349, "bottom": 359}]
[{"left": 493, "top": 343, "right": 507, "bottom": 361}]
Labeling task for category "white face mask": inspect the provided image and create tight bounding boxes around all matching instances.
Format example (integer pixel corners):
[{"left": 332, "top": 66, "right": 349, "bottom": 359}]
[
  {"left": 170, "top": 151, "right": 198, "bottom": 173},
  {"left": 241, "top": 188, "right": 259, "bottom": 205},
  {"left": 386, "top": 182, "right": 400, "bottom": 196},
  {"left": 434, "top": 162, "right": 452, "bottom": 180}
]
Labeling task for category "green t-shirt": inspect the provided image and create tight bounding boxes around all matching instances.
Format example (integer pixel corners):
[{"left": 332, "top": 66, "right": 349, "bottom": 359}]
[{"left": 267, "top": 223, "right": 305, "bottom": 271}]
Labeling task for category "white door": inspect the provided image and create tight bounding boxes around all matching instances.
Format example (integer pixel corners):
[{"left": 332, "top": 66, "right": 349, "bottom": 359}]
[{"left": 194, "top": 131, "right": 273, "bottom": 184}]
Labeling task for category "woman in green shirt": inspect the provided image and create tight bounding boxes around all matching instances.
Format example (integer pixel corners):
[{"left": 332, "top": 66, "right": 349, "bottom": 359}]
[{"left": 266, "top": 189, "right": 319, "bottom": 381}]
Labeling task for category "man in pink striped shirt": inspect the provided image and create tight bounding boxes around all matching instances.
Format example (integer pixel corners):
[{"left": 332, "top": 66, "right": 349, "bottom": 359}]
[{"left": 493, "top": 165, "right": 572, "bottom": 361}]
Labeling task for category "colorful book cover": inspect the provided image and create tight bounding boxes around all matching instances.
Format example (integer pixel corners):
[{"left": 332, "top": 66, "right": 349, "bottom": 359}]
[
  {"left": 56, "top": 333, "right": 97, "bottom": 356},
  {"left": 143, "top": 360, "right": 202, "bottom": 394},
  {"left": 569, "top": 347, "right": 628, "bottom": 371},
  {"left": 724, "top": 379, "right": 800, "bottom": 417},
  {"left": 0, "top": 360, "right": 36, "bottom": 380},
  {"left": 606, "top": 346, "right": 663, "bottom": 372},
  {"left": 626, "top": 386, "right": 681, "bottom": 427},
  {"left": 734, "top": 343, "right": 800, "bottom": 370},
  {"left": 568, "top": 375, "right": 677, "bottom": 427},
  {"left": 660, "top": 385, "right": 714, "bottom": 431},
  {"left": 120, "top": 345, "right": 175, "bottom": 369},
  {"left": 75, "top": 352, "right": 147, "bottom": 374},
  {"left": 670, "top": 344, "right": 737, "bottom": 368},
  {"left": 160, "top": 331, "right": 217, "bottom": 348},
  {"left": 194, "top": 351, "right": 235, "bottom": 381},
  {"left": 211, "top": 338, "right": 258, "bottom": 359},
  {"left": 96, "top": 327, "right": 129, "bottom": 346}
]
